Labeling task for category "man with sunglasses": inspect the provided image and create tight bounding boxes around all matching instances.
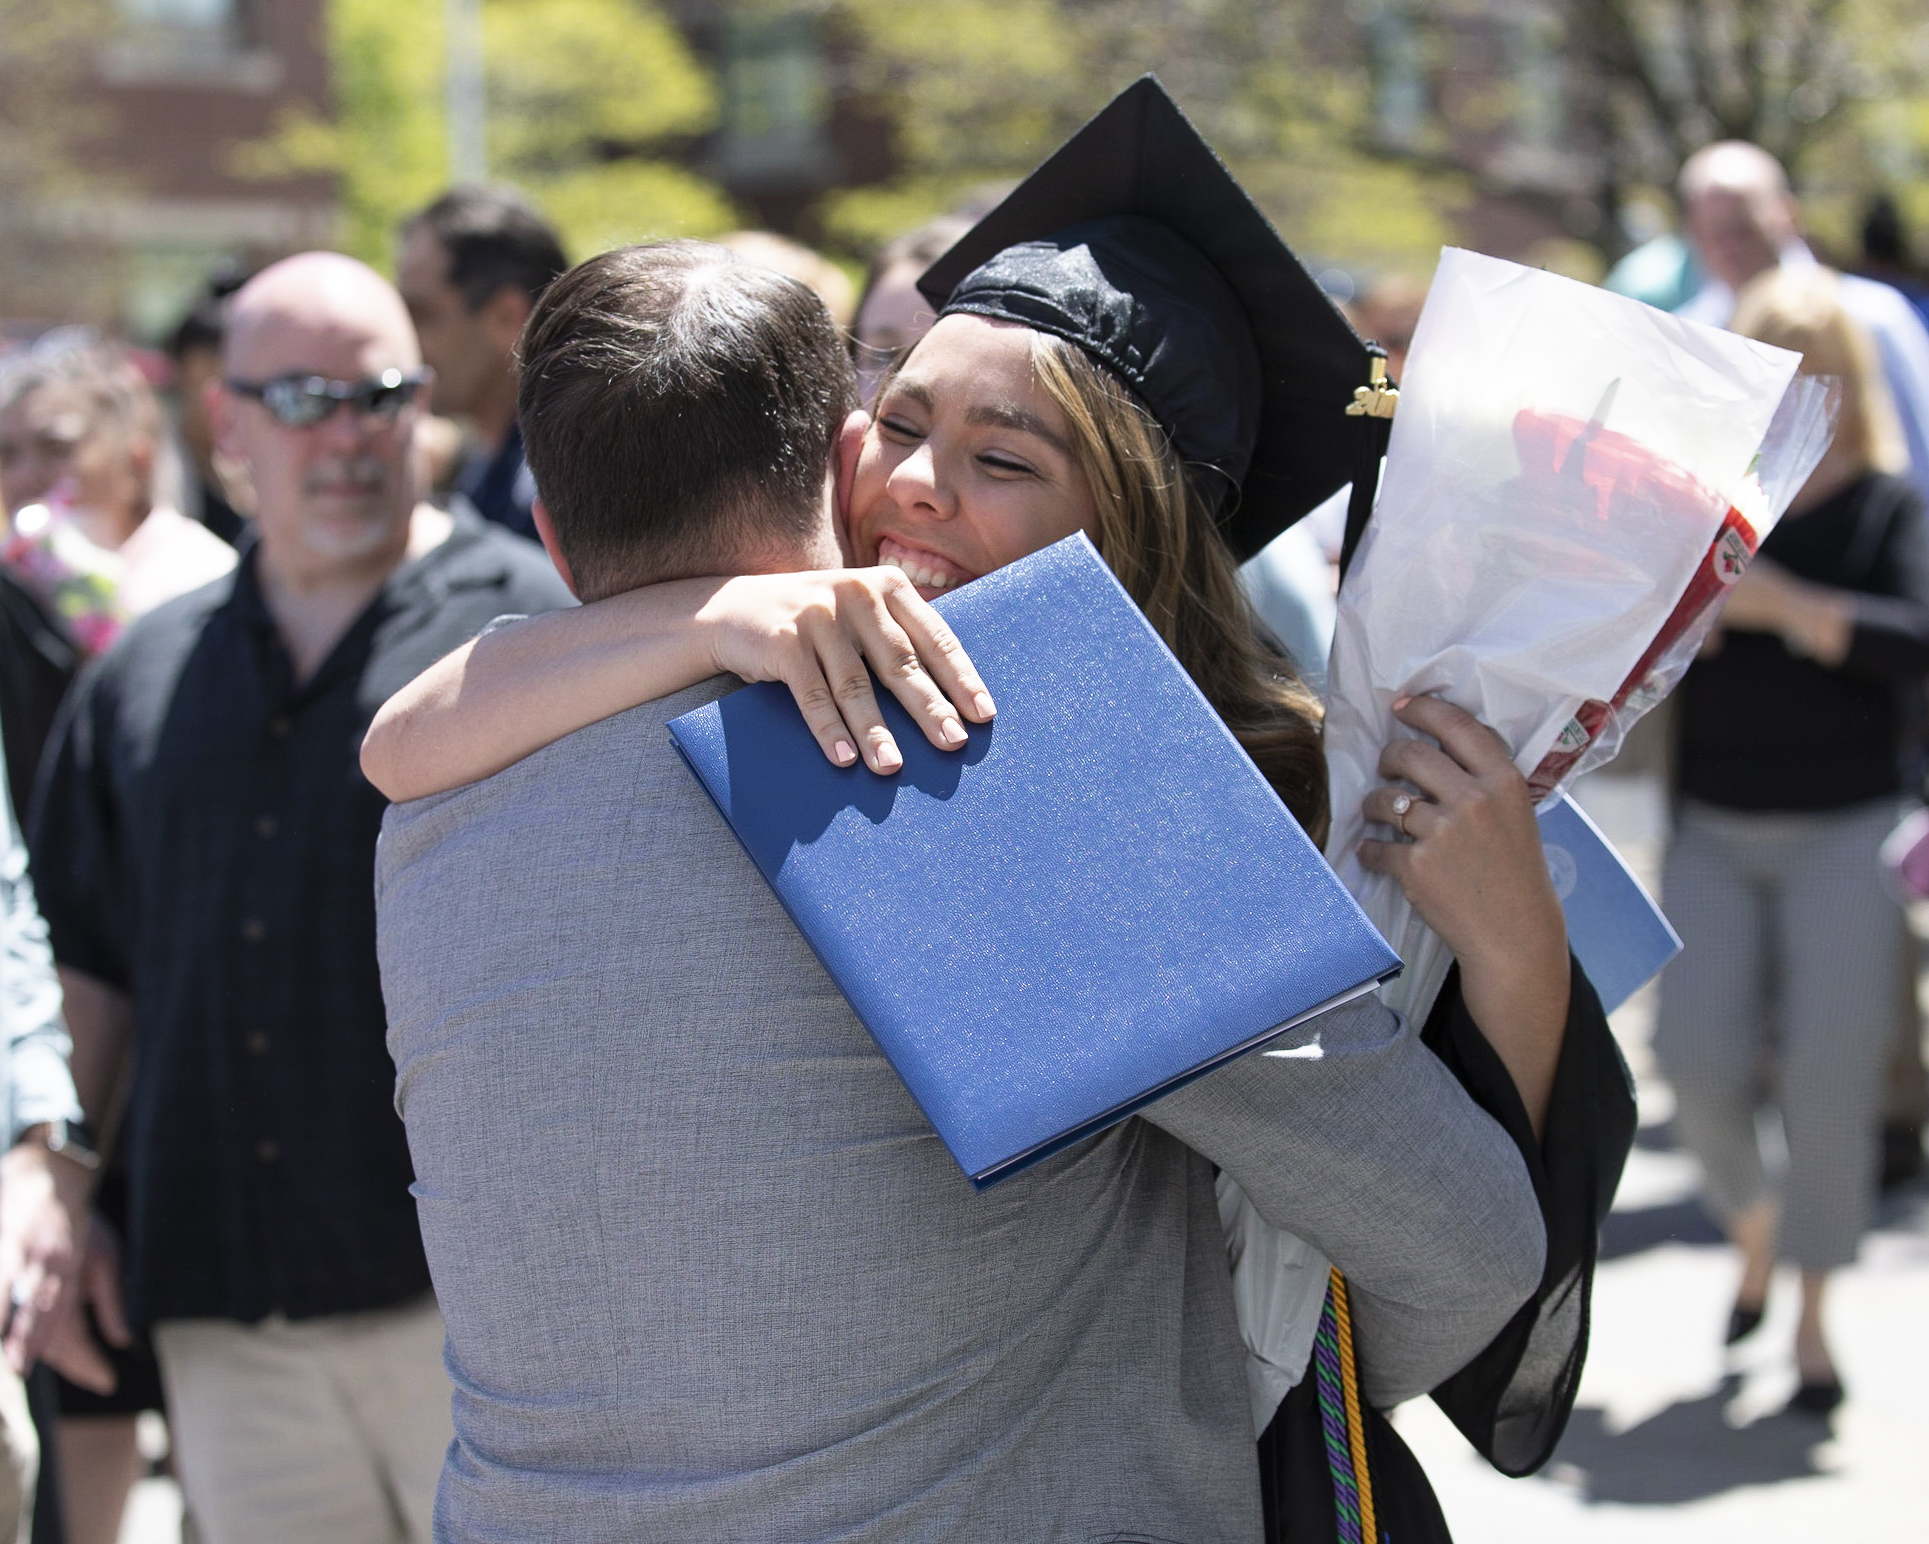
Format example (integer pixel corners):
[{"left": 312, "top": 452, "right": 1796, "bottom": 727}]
[{"left": 28, "top": 252, "right": 571, "bottom": 1544}]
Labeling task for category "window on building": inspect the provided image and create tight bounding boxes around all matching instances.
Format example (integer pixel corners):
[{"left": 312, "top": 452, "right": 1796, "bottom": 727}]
[
  {"left": 712, "top": 11, "right": 834, "bottom": 194},
  {"left": 105, "top": 0, "right": 275, "bottom": 86},
  {"left": 1510, "top": 9, "right": 1566, "bottom": 152},
  {"left": 118, "top": 0, "right": 235, "bottom": 30},
  {"left": 1369, "top": 3, "right": 1429, "bottom": 153}
]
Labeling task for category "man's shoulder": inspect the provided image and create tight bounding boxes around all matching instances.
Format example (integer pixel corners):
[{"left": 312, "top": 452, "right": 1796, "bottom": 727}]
[
  {"left": 84, "top": 570, "right": 234, "bottom": 700},
  {"left": 39, "top": 574, "right": 234, "bottom": 797},
  {"left": 483, "top": 674, "right": 736, "bottom": 793},
  {"left": 378, "top": 675, "right": 738, "bottom": 881},
  {"left": 119, "top": 567, "right": 234, "bottom": 643},
  {"left": 375, "top": 677, "right": 758, "bottom": 1021},
  {"left": 1839, "top": 272, "right": 1929, "bottom": 350},
  {"left": 1672, "top": 281, "right": 1732, "bottom": 325}
]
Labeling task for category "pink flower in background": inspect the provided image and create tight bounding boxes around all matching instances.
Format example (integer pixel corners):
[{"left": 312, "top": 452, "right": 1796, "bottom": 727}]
[{"left": 4, "top": 480, "right": 128, "bottom": 658}]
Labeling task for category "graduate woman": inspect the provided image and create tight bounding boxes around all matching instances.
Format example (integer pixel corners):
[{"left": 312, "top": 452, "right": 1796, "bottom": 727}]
[{"left": 364, "top": 79, "right": 1634, "bottom": 1541}]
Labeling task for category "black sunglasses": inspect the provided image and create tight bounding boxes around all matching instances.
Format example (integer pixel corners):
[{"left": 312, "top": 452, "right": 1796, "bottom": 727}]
[{"left": 225, "top": 368, "right": 430, "bottom": 429}]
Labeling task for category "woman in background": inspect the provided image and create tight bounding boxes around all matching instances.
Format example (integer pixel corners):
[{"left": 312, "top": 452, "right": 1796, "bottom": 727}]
[
  {"left": 848, "top": 216, "right": 969, "bottom": 406},
  {"left": 1656, "top": 263, "right": 1929, "bottom": 1414},
  {"left": 0, "top": 336, "right": 236, "bottom": 626},
  {"left": 0, "top": 335, "right": 236, "bottom": 1544}
]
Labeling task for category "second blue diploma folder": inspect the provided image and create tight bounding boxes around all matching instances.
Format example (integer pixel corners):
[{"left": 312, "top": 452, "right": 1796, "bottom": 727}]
[{"left": 667, "top": 532, "right": 1401, "bottom": 1187}]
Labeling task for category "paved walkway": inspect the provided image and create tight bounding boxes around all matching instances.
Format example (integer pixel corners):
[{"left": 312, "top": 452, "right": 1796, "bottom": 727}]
[
  {"left": 119, "top": 773, "right": 1929, "bottom": 1542},
  {"left": 1394, "top": 772, "right": 1929, "bottom": 1541}
]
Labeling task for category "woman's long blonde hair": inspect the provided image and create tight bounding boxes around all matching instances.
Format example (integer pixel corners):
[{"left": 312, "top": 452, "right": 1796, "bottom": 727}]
[
  {"left": 1731, "top": 264, "right": 1907, "bottom": 477},
  {"left": 1028, "top": 333, "right": 1330, "bottom": 842}
]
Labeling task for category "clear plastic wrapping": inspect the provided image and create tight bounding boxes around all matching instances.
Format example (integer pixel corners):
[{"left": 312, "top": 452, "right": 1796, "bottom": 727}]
[
  {"left": 1521, "top": 373, "right": 1838, "bottom": 797},
  {"left": 1323, "top": 249, "right": 1829, "bottom": 1027}
]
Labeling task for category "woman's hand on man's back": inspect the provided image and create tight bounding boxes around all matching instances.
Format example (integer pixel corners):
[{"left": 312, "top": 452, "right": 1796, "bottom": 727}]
[{"left": 361, "top": 567, "right": 996, "bottom": 804}]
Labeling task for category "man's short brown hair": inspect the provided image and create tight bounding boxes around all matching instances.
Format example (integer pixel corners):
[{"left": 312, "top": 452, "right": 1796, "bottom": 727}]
[{"left": 517, "top": 242, "right": 858, "bottom": 600}]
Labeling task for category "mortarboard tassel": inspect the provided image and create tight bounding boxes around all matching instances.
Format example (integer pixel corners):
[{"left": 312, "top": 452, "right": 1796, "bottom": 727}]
[{"left": 1312, "top": 1267, "right": 1380, "bottom": 1544}]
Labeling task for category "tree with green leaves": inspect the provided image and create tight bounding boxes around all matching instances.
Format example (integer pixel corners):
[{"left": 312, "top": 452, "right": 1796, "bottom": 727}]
[
  {"left": 1568, "top": 0, "right": 1929, "bottom": 253},
  {"left": 817, "top": 0, "right": 1463, "bottom": 277},
  {"left": 820, "top": 0, "right": 1928, "bottom": 273},
  {"left": 0, "top": 0, "right": 125, "bottom": 322},
  {"left": 237, "top": 0, "right": 739, "bottom": 269}
]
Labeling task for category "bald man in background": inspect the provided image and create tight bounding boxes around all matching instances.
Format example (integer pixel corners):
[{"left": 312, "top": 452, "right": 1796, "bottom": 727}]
[
  {"left": 1676, "top": 140, "right": 1929, "bottom": 501},
  {"left": 27, "top": 253, "right": 571, "bottom": 1543}
]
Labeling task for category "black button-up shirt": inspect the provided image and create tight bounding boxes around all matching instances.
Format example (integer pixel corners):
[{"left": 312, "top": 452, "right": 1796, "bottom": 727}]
[{"left": 31, "top": 511, "right": 572, "bottom": 1327}]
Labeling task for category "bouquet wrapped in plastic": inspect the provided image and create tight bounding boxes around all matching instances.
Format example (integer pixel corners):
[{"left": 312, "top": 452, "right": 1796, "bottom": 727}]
[{"left": 1323, "top": 248, "right": 1836, "bottom": 1025}]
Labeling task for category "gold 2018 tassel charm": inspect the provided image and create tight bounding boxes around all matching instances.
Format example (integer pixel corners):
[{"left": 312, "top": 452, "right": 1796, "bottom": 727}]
[{"left": 1346, "top": 355, "right": 1399, "bottom": 420}]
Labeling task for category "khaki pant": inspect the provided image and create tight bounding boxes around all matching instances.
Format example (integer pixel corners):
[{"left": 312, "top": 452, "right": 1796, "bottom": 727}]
[
  {"left": 1655, "top": 799, "right": 1904, "bottom": 1271},
  {"left": 0, "top": 1362, "right": 35, "bottom": 1544},
  {"left": 154, "top": 1294, "right": 451, "bottom": 1544}
]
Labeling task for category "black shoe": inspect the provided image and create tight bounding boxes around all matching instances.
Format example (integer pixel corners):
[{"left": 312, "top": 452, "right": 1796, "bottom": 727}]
[
  {"left": 1789, "top": 1378, "right": 1843, "bottom": 1415},
  {"left": 1880, "top": 1122, "right": 1925, "bottom": 1193},
  {"left": 1724, "top": 1300, "right": 1766, "bottom": 1345}
]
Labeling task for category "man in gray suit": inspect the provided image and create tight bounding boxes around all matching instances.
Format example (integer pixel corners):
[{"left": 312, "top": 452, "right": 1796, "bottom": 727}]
[{"left": 375, "top": 242, "right": 1545, "bottom": 1542}]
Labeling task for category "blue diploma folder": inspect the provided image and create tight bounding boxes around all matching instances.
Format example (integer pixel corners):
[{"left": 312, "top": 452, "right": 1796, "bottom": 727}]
[
  {"left": 1538, "top": 794, "right": 1682, "bottom": 1014},
  {"left": 668, "top": 533, "right": 1401, "bottom": 1186}
]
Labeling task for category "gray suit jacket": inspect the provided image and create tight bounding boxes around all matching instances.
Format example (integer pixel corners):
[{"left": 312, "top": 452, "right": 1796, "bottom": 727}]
[{"left": 377, "top": 679, "right": 1543, "bottom": 1543}]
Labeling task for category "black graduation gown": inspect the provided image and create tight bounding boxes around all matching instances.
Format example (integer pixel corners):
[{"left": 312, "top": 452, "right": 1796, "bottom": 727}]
[{"left": 1258, "top": 955, "right": 1637, "bottom": 1541}]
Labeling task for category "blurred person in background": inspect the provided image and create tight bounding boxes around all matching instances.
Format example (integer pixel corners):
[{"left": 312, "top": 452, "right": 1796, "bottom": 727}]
[
  {"left": 1237, "top": 272, "right": 1437, "bottom": 684},
  {"left": 1676, "top": 141, "right": 1929, "bottom": 503},
  {"left": 0, "top": 577, "right": 73, "bottom": 833},
  {"left": 1859, "top": 192, "right": 1929, "bottom": 1189},
  {"left": 1880, "top": 933, "right": 1927, "bottom": 1191},
  {"left": 0, "top": 719, "right": 103, "bottom": 1544},
  {"left": 1347, "top": 273, "right": 1427, "bottom": 385},
  {"left": 1654, "top": 264, "right": 1929, "bottom": 1416},
  {"left": 0, "top": 338, "right": 237, "bottom": 625},
  {"left": 412, "top": 411, "right": 467, "bottom": 497},
  {"left": 0, "top": 538, "right": 74, "bottom": 833},
  {"left": 1240, "top": 507, "right": 1338, "bottom": 688},
  {"left": 165, "top": 270, "right": 255, "bottom": 547},
  {"left": 1604, "top": 231, "right": 1705, "bottom": 314},
  {"left": 27, "top": 252, "right": 571, "bottom": 1544},
  {"left": 849, "top": 215, "right": 969, "bottom": 405},
  {"left": 717, "top": 231, "right": 856, "bottom": 328},
  {"left": 1604, "top": 191, "right": 1704, "bottom": 312},
  {"left": 397, "top": 186, "right": 568, "bottom": 543},
  {"left": 1860, "top": 194, "right": 1929, "bottom": 330},
  {"left": 0, "top": 339, "right": 233, "bottom": 1544}
]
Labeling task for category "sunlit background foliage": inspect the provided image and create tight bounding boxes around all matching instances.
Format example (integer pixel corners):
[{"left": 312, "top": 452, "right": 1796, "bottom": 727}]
[{"left": 1, "top": 0, "right": 1926, "bottom": 327}]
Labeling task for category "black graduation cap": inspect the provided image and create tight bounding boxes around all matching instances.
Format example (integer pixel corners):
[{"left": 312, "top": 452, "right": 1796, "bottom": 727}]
[{"left": 919, "top": 76, "right": 1380, "bottom": 563}]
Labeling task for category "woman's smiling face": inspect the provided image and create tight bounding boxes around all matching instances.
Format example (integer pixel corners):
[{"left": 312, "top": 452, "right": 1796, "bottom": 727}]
[{"left": 846, "top": 313, "right": 1098, "bottom": 600}]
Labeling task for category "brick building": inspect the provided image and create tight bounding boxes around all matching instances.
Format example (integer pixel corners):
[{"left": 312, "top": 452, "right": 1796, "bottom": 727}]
[
  {"left": 28, "top": 0, "right": 337, "bottom": 339},
  {"left": 666, "top": 2, "right": 893, "bottom": 238}
]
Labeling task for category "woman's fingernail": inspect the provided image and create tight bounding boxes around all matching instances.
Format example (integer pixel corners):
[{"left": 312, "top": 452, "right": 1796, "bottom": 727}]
[
  {"left": 833, "top": 740, "right": 857, "bottom": 765},
  {"left": 940, "top": 719, "right": 968, "bottom": 745},
  {"left": 1392, "top": 695, "right": 1412, "bottom": 710},
  {"left": 974, "top": 691, "right": 996, "bottom": 718},
  {"left": 876, "top": 739, "right": 903, "bottom": 772}
]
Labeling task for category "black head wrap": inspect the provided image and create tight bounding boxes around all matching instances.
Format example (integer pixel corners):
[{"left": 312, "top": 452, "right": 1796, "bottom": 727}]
[{"left": 919, "top": 76, "right": 1381, "bottom": 562}]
